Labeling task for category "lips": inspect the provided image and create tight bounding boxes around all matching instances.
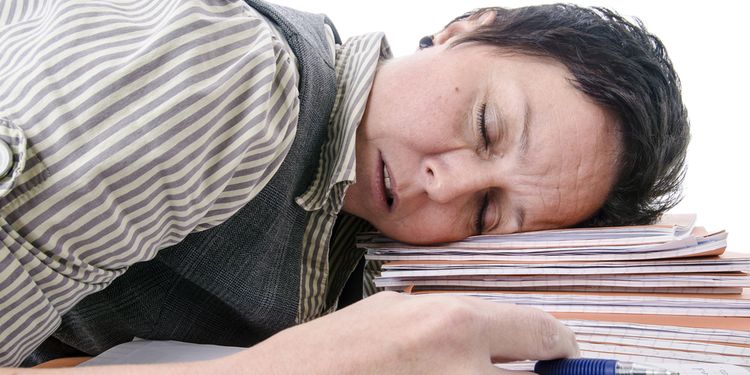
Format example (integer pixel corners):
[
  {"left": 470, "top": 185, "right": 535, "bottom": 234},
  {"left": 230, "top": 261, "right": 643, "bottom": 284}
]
[
  {"left": 383, "top": 164, "right": 393, "bottom": 205},
  {"left": 378, "top": 153, "right": 397, "bottom": 211}
]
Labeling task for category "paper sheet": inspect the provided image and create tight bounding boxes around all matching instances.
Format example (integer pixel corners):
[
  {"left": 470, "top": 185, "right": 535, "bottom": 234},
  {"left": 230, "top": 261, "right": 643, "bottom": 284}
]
[
  {"left": 79, "top": 339, "right": 244, "bottom": 367},
  {"left": 82, "top": 339, "right": 749, "bottom": 374}
]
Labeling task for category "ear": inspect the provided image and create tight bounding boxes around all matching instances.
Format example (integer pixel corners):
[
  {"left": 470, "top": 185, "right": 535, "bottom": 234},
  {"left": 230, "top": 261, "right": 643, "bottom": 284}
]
[{"left": 433, "top": 10, "right": 496, "bottom": 46}]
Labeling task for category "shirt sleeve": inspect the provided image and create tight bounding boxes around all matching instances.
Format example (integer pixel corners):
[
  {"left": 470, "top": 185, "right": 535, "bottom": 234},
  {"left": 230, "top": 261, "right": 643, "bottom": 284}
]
[{"left": 0, "top": 0, "right": 299, "bottom": 366}]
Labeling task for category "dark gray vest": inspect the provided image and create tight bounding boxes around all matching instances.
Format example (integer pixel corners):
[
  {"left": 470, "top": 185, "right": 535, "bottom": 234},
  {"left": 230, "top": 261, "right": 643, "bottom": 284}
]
[{"left": 24, "top": 0, "right": 340, "bottom": 364}]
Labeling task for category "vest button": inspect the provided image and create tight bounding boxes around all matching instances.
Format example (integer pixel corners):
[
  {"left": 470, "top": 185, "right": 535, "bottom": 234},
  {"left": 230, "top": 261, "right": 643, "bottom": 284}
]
[{"left": 0, "top": 139, "right": 12, "bottom": 179}]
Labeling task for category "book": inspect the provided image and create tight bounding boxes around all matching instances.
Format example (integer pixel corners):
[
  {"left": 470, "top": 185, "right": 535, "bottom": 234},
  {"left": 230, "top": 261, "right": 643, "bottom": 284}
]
[{"left": 359, "top": 214, "right": 750, "bottom": 368}]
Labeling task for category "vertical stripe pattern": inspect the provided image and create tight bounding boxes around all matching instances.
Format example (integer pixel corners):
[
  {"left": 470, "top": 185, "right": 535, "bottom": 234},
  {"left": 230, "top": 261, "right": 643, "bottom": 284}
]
[
  {"left": 325, "top": 212, "right": 374, "bottom": 309},
  {"left": 0, "top": 0, "right": 299, "bottom": 366},
  {"left": 295, "top": 32, "right": 391, "bottom": 323}
]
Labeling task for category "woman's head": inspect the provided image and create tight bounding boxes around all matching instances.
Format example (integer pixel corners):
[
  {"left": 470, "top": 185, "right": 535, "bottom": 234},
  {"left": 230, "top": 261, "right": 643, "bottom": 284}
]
[
  {"left": 447, "top": 4, "right": 690, "bottom": 229},
  {"left": 342, "top": 4, "right": 689, "bottom": 244}
]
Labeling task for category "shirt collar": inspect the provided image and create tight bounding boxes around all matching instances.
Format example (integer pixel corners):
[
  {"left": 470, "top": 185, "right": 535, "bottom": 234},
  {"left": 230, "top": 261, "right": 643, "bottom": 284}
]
[{"left": 296, "top": 32, "right": 392, "bottom": 214}]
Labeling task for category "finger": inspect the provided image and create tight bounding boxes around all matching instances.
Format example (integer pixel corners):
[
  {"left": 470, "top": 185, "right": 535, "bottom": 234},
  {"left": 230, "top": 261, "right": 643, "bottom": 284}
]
[{"left": 464, "top": 298, "right": 579, "bottom": 362}]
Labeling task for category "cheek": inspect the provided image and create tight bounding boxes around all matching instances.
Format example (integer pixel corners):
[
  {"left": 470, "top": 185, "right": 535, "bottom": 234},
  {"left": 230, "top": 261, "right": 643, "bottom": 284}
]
[{"left": 403, "top": 83, "right": 469, "bottom": 138}]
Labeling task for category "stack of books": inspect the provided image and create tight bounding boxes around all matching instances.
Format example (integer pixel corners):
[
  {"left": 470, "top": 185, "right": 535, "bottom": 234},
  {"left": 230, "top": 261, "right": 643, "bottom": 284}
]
[{"left": 358, "top": 215, "right": 750, "bottom": 368}]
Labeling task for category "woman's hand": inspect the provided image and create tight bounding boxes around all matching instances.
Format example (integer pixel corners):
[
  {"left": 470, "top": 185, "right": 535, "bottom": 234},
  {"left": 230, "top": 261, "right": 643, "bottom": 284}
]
[{"left": 222, "top": 291, "right": 579, "bottom": 374}]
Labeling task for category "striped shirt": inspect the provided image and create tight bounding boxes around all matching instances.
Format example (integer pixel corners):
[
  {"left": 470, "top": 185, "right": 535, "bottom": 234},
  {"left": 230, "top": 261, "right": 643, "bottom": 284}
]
[
  {"left": 0, "top": 0, "right": 302, "bottom": 366},
  {"left": 295, "top": 32, "right": 389, "bottom": 322},
  {"left": 0, "top": 0, "right": 392, "bottom": 366}
]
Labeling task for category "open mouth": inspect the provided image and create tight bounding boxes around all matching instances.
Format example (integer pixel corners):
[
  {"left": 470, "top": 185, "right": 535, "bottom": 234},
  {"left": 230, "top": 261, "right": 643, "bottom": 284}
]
[
  {"left": 383, "top": 163, "right": 394, "bottom": 207},
  {"left": 377, "top": 152, "right": 397, "bottom": 212}
]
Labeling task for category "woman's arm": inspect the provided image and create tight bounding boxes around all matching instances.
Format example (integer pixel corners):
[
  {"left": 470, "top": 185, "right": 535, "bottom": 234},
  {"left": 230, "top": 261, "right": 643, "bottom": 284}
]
[{"left": 3, "top": 292, "right": 578, "bottom": 375}]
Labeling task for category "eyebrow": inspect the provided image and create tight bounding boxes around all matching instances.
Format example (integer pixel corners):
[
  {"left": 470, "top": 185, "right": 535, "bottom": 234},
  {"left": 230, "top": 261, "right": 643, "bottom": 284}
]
[{"left": 519, "top": 101, "right": 531, "bottom": 159}]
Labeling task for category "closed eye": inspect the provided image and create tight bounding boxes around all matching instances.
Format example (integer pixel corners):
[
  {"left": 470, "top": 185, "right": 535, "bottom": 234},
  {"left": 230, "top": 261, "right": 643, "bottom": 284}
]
[{"left": 476, "top": 103, "right": 489, "bottom": 151}]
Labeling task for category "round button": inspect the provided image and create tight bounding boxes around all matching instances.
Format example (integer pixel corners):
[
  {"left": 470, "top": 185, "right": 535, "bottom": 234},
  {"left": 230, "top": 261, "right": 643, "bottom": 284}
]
[{"left": 0, "top": 139, "right": 13, "bottom": 179}]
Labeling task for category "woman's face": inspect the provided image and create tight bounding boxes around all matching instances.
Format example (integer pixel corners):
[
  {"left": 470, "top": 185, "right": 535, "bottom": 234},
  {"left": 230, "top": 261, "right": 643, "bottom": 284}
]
[{"left": 342, "top": 40, "right": 621, "bottom": 245}]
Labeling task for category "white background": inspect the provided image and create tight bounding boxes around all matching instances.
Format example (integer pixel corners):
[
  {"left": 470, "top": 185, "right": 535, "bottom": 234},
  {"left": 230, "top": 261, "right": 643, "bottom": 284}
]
[{"left": 277, "top": 0, "right": 749, "bottom": 254}]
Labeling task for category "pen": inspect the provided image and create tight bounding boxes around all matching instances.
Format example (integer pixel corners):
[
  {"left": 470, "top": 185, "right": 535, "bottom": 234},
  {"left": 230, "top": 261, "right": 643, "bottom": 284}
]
[{"left": 534, "top": 358, "right": 679, "bottom": 375}]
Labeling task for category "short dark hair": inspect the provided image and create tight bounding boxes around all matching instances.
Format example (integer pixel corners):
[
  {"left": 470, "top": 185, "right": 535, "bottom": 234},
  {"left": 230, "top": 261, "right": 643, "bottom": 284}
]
[{"left": 448, "top": 4, "right": 690, "bottom": 227}]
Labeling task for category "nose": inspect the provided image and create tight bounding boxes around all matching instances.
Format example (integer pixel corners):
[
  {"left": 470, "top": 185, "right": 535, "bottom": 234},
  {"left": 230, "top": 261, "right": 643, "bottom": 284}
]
[{"left": 420, "top": 150, "right": 494, "bottom": 204}]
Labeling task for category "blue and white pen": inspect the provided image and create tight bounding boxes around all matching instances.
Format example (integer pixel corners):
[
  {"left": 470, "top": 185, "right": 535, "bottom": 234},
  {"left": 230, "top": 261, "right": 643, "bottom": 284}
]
[{"left": 534, "top": 358, "right": 680, "bottom": 375}]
